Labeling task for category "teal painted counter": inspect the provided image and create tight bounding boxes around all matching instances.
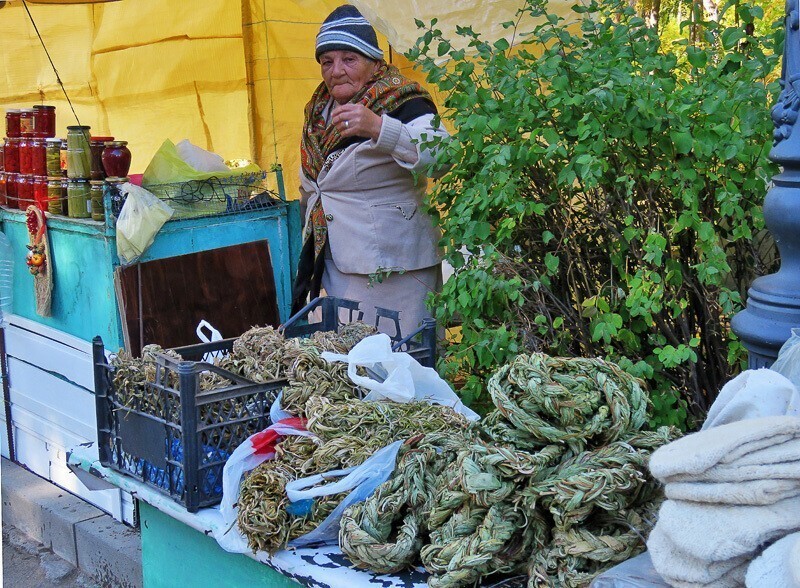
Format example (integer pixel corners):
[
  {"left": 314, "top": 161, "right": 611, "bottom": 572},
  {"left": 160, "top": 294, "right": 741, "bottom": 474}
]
[
  {"left": 140, "top": 502, "right": 300, "bottom": 588},
  {"left": 0, "top": 202, "right": 301, "bottom": 350}
]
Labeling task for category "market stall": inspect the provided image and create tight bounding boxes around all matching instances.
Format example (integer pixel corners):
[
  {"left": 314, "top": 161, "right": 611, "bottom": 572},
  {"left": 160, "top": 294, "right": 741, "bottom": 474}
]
[{"left": 0, "top": 102, "right": 302, "bottom": 522}]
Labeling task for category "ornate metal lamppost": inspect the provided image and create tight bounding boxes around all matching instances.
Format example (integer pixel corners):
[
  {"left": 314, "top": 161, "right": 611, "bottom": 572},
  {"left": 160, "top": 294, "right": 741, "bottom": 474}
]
[{"left": 731, "top": 1, "right": 800, "bottom": 367}]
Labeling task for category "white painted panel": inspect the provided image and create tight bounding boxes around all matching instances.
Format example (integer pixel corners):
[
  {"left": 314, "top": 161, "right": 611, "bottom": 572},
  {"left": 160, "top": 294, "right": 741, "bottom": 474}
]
[
  {"left": 7, "top": 357, "right": 97, "bottom": 441},
  {"left": 7, "top": 315, "right": 94, "bottom": 354},
  {"left": 11, "top": 412, "right": 134, "bottom": 524},
  {"left": 5, "top": 327, "right": 95, "bottom": 392}
]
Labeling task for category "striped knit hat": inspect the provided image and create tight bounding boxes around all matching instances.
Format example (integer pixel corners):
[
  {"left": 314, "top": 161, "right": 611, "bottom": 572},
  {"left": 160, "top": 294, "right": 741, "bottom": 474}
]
[{"left": 315, "top": 5, "right": 383, "bottom": 62}]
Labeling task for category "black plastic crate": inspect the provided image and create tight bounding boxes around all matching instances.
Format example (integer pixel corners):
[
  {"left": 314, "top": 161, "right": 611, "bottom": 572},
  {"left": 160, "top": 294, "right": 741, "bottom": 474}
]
[{"left": 94, "top": 296, "right": 437, "bottom": 512}]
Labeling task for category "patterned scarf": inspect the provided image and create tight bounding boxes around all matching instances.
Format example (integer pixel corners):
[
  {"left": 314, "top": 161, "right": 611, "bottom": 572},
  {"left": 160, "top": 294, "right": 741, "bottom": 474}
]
[{"left": 300, "top": 61, "right": 433, "bottom": 182}]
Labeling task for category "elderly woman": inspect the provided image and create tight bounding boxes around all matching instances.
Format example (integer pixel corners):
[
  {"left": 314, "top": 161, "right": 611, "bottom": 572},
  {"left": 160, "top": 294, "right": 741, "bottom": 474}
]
[{"left": 291, "top": 4, "right": 449, "bottom": 339}]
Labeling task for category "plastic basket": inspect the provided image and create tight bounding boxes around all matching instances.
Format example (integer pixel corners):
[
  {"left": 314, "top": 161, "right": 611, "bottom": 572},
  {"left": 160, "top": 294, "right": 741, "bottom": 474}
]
[{"left": 93, "top": 296, "right": 437, "bottom": 512}]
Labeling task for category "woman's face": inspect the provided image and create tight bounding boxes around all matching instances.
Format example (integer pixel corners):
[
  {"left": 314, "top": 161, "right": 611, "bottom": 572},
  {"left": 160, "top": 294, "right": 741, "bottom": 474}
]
[{"left": 320, "top": 51, "right": 379, "bottom": 104}]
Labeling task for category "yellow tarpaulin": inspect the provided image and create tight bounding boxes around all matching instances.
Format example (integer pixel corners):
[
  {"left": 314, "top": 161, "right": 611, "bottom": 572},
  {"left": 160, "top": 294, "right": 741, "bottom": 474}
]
[{"left": 0, "top": 0, "right": 571, "bottom": 200}]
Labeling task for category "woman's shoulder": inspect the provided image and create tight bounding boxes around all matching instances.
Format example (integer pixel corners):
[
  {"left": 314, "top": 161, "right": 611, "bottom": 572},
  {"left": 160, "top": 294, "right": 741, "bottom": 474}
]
[{"left": 387, "top": 97, "right": 437, "bottom": 124}]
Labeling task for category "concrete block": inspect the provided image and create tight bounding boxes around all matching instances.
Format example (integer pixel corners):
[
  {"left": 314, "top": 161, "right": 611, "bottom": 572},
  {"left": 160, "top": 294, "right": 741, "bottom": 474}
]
[
  {"left": 2, "top": 459, "right": 50, "bottom": 543},
  {"left": 75, "top": 515, "right": 142, "bottom": 588},
  {"left": 41, "top": 489, "right": 106, "bottom": 565},
  {"left": 2, "top": 458, "right": 106, "bottom": 565}
]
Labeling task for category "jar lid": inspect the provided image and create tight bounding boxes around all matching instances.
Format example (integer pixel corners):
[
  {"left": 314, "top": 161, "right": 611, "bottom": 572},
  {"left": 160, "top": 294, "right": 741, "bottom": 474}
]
[
  {"left": 91, "top": 136, "right": 115, "bottom": 143},
  {"left": 89, "top": 180, "right": 105, "bottom": 186},
  {"left": 47, "top": 176, "right": 63, "bottom": 181},
  {"left": 66, "top": 125, "right": 91, "bottom": 131},
  {"left": 19, "top": 108, "right": 34, "bottom": 114},
  {"left": 106, "top": 141, "right": 128, "bottom": 147},
  {"left": 105, "top": 176, "right": 130, "bottom": 183},
  {"left": 5, "top": 109, "right": 21, "bottom": 114},
  {"left": 45, "top": 138, "right": 62, "bottom": 144},
  {"left": 32, "top": 105, "right": 56, "bottom": 110},
  {"left": 69, "top": 178, "right": 89, "bottom": 183}
]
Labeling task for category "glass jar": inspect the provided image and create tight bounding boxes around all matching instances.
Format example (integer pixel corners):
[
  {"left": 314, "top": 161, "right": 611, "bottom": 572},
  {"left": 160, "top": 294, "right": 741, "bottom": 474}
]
[
  {"left": 29, "top": 137, "right": 46, "bottom": 176},
  {"left": 5, "top": 109, "right": 21, "bottom": 138},
  {"left": 59, "top": 139, "right": 67, "bottom": 175},
  {"left": 0, "top": 173, "right": 6, "bottom": 206},
  {"left": 46, "top": 177, "right": 62, "bottom": 215},
  {"left": 66, "top": 125, "right": 91, "bottom": 179},
  {"left": 33, "top": 176, "right": 48, "bottom": 211},
  {"left": 67, "top": 178, "right": 90, "bottom": 218},
  {"left": 90, "top": 136, "right": 113, "bottom": 181},
  {"left": 101, "top": 141, "right": 131, "bottom": 179},
  {"left": 17, "top": 174, "right": 34, "bottom": 210},
  {"left": 45, "top": 138, "right": 61, "bottom": 176},
  {"left": 19, "top": 109, "right": 34, "bottom": 136},
  {"left": 32, "top": 105, "right": 56, "bottom": 138},
  {"left": 89, "top": 180, "right": 105, "bottom": 221},
  {"left": 6, "top": 173, "right": 19, "bottom": 208},
  {"left": 3, "top": 138, "right": 19, "bottom": 173},
  {"left": 18, "top": 136, "right": 32, "bottom": 175},
  {"left": 60, "top": 177, "right": 68, "bottom": 215}
]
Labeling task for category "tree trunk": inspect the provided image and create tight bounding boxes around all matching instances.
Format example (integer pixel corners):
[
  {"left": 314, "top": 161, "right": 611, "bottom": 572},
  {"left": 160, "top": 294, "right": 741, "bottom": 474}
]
[{"left": 702, "top": 0, "right": 719, "bottom": 22}]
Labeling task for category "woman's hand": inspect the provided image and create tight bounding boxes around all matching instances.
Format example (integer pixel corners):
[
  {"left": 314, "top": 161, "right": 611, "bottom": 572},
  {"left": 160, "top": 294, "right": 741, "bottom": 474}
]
[{"left": 331, "top": 103, "right": 382, "bottom": 141}]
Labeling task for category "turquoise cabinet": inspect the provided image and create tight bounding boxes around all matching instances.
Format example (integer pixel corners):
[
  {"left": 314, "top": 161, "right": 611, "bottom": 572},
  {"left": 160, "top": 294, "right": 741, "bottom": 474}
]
[{"left": 0, "top": 201, "right": 301, "bottom": 350}]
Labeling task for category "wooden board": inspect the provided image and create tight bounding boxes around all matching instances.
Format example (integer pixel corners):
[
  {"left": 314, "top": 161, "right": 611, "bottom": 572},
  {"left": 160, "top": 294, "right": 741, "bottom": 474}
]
[{"left": 118, "top": 240, "right": 279, "bottom": 354}]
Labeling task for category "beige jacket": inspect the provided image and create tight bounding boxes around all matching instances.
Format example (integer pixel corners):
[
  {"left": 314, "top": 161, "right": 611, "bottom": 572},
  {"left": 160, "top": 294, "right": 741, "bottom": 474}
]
[{"left": 299, "top": 110, "right": 448, "bottom": 275}]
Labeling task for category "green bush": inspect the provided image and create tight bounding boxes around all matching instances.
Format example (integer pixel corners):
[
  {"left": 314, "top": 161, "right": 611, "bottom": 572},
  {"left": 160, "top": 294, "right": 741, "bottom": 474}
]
[{"left": 410, "top": 0, "right": 783, "bottom": 428}]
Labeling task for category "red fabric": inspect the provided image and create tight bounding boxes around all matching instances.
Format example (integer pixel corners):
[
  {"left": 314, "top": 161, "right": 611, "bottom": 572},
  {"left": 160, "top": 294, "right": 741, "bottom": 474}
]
[{"left": 250, "top": 417, "right": 307, "bottom": 456}]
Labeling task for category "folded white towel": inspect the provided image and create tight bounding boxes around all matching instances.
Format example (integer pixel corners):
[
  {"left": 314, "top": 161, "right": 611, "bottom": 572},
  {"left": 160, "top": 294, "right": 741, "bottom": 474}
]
[
  {"left": 746, "top": 532, "right": 800, "bottom": 588},
  {"left": 703, "top": 369, "right": 800, "bottom": 430},
  {"left": 665, "top": 479, "right": 800, "bottom": 505},
  {"left": 647, "top": 523, "right": 750, "bottom": 586},
  {"left": 649, "top": 497, "right": 800, "bottom": 564},
  {"left": 649, "top": 416, "right": 800, "bottom": 483}
]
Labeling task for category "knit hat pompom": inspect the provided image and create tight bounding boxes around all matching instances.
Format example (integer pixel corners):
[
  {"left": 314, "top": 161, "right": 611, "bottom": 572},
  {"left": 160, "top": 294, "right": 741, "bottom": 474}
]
[{"left": 315, "top": 4, "right": 383, "bottom": 62}]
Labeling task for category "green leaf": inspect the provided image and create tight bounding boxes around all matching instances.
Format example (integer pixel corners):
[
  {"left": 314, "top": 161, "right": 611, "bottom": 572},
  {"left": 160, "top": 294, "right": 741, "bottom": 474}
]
[{"left": 670, "top": 131, "right": 693, "bottom": 155}]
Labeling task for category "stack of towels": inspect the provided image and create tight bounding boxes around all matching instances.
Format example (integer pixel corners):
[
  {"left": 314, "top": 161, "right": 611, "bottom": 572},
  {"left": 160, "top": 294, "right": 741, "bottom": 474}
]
[{"left": 646, "top": 369, "right": 800, "bottom": 587}]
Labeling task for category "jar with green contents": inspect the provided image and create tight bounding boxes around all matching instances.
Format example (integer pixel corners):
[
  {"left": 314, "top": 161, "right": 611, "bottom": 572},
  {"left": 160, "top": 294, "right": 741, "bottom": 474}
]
[
  {"left": 67, "top": 178, "right": 90, "bottom": 218},
  {"left": 47, "top": 177, "right": 62, "bottom": 215},
  {"left": 89, "top": 180, "right": 104, "bottom": 221},
  {"left": 66, "top": 125, "right": 91, "bottom": 179},
  {"left": 45, "top": 138, "right": 61, "bottom": 177}
]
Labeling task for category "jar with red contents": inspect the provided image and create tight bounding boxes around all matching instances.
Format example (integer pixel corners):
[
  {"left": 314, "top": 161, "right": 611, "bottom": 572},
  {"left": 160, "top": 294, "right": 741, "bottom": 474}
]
[
  {"left": 17, "top": 174, "right": 34, "bottom": 210},
  {"left": 32, "top": 105, "right": 56, "bottom": 138},
  {"left": 29, "top": 137, "right": 46, "bottom": 176},
  {"left": 3, "top": 138, "right": 19, "bottom": 173},
  {"left": 0, "top": 173, "right": 6, "bottom": 206},
  {"left": 18, "top": 136, "right": 32, "bottom": 175},
  {"left": 19, "top": 109, "right": 34, "bottom": 136},
  {"left": 5, "top": 173, "right": 19, "bottom": 208},
  {"left": 33, "top": 176, "right": 48, "bottom": 211},
  {"left": 6, "top": 109, "right": 21, "bottom": 138},
  {"left": 90, "top": 136, "right": 114, "bottom": 180}
]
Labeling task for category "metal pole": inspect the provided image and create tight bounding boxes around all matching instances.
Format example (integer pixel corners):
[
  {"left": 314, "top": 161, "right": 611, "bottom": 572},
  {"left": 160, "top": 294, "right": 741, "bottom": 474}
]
[{"left": 731, "top": 2, "right": 800, "bottom": 366}]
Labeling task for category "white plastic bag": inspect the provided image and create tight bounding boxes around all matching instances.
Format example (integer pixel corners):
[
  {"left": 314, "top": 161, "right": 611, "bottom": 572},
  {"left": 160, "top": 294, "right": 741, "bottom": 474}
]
[
  {"left": 196, "top": 320, "right": 223, "bottom": 364},
  {"left": 115, "top": 183, "right": 174, "bottom": 265},
  {"left": 771, "top": 329, "right": 800, "bottom": 392},
  {"left": 215, "top": 417, "right": 313, "bottom": 553},
  {"left": 285, "top": 440, "right": 403, "bottom": 547},
  {"left": 322, "top": 333, "right": 480, "bottom": 421},
  {"left": 175, "top": 139, "right": 230, "bottom": 173}
]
